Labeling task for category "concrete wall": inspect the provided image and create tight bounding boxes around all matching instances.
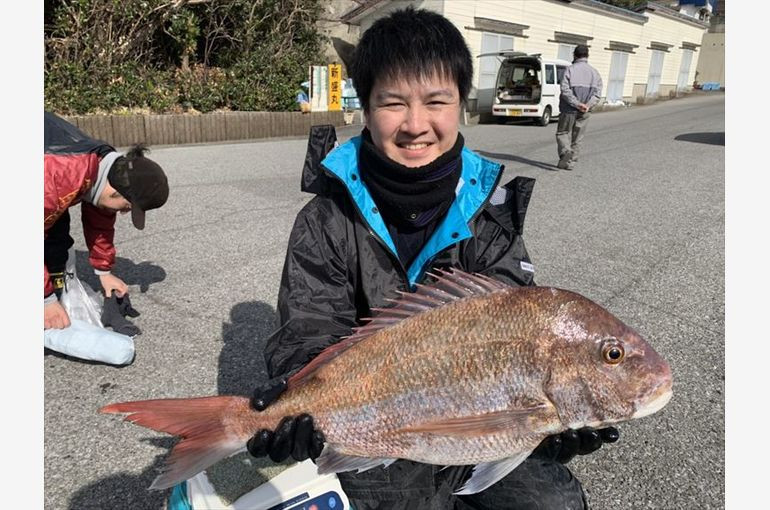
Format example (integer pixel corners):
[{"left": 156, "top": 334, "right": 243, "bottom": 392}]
[
  {"left": 695, "top": 31, "right": 725, "bottom": 87},
  {"left": 357, "top": 0, "right": 443, "bottom": 33},
  {"left": 61, "top": 111, "right": 345, "bottom": 149},
  {"left": 317, "top": 0, "right": 362, "bottom": 74}
]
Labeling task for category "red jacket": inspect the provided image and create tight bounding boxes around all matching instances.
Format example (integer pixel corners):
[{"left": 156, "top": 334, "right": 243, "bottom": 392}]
[{"left": 44, "top": 113, "right": 118, "bottom": 298}]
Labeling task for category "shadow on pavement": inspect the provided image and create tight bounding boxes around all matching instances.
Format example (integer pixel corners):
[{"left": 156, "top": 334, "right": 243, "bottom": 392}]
[
  {"left": 674, "top": 132, "right": 725, "bottom": 146},
  {"left": 67, "top": 438, "right": 175, "bottom": 510},
  {"left": 76, "top": 250, "right": 167, "bottom": 294},
  {"left": 476, "top": 150, "right": 560, "bottom": 172},
  {"left": 218, "top": 301, "right": 279, "bottom": 396}
]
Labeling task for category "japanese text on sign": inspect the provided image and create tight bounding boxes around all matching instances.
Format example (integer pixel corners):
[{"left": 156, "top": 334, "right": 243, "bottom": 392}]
[{"left": 328, "top": 64, "right": 342, "bottom": 111}]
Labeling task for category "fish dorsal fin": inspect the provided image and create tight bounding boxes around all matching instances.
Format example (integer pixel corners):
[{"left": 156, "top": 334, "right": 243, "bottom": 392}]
[{"left": 287, "top": 268, "right": 511, "bottom": 389}]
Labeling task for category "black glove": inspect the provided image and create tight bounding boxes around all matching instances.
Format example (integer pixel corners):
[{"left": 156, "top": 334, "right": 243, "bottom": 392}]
[
  {"left": 246, "top": 414, "right": 325, "bottom": 463},
  {"left": 246, "top": 377, "right": 325, "bottom": 462},
  {"left": 101, "top": 294, "right": 141, "bottom": 336},
  {"left": 117, "top": 294, "right": 140, "bottom": 318},
  {"left": 532, "top": 427, "right": 620, "bottom": 464},
  {"left": 250, "top": 376, "right": 289, "bottom": 411}
]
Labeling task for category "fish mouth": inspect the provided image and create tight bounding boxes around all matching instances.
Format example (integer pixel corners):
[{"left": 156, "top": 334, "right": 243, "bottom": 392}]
[{"left": 631, "top": 384, "right": 673, "bottom": 419}]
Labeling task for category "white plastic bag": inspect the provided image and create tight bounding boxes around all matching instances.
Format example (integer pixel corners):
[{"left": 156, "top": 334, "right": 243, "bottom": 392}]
[
  {"left": 59, "top": 247, "right": 103, "bottom": 327},
  {"left": 44, "top": 319, "right": 135, "bottom": 365},
  {"left": 45, "top": 247, "right": 135, "bottom": 365}
]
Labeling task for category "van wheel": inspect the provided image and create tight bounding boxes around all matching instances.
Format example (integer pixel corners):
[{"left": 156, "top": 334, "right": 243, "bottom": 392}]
[{"left": 536, "top": 106, "right": 551, "bottom": 126}]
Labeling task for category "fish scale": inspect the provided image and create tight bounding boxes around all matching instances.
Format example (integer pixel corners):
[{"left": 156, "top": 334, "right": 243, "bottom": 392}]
[{"left": 101, "top": 268, "right": 673, "bottom": 494}]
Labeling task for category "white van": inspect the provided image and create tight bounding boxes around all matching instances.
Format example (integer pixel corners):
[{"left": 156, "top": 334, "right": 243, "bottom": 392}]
[{"left": 481, "top": 52, "right": 572, "bottom": 126}]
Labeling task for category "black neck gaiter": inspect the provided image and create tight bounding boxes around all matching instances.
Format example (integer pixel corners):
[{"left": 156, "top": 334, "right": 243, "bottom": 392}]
[{"left": 359, "top": 128, "right": 463, "bottom": 229}]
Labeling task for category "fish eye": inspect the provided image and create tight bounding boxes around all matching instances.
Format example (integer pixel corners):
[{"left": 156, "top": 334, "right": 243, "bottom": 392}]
[{"left": 601, "top": 339, "right": 625, "bottom": 365}]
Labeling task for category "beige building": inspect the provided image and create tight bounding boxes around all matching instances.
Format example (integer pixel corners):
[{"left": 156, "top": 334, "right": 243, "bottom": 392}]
[{"left": 337, "top": 0, "right": 709, "bottom": 112}]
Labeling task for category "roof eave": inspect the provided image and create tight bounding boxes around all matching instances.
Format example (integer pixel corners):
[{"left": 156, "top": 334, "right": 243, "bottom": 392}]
[
  {"left": 635, "top": 1, "right": 711, "bottom": 28},
  {"left": 340, "top": 0, "right": 387, "bottom": 25}
]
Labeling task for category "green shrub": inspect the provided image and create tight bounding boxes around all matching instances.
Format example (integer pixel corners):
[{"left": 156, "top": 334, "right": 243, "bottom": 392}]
[
  {"left": 44, "top": 0, "right": 326, "bottom": 114},
  {"left": 175, "top": 65, "right": 228, "bottom": 112}
]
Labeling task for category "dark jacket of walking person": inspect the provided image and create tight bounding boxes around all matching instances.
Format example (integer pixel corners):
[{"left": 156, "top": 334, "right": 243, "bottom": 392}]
[
  {"left": 556, "top": 45, "right": 603, "bottom": 170},
  {"left": 245, "top": 8, "right": 618, "bottom": 509}
]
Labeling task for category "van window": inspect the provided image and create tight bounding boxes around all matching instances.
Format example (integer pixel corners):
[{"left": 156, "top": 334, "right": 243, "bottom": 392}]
[
  {"left": 556, "top": 65, "right": 567, "bottom": 85},
  {"left": 496, "top": 60, "right": 542, "bottom": 102},
  {"left": 545, "top": 65, "right": 556, "bottom": 85},
  {"left": 497, "top": 61, "right": 541, "bottom": 89}
]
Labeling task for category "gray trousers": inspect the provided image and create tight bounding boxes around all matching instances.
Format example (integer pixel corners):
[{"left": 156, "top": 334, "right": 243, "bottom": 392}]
[{"left": 556, "top": 111, "right": 591, "bottom": 163}]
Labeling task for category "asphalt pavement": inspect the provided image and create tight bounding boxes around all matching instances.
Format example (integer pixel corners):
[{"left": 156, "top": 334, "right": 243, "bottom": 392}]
[{"left": 44, "top": 93, "right": 725, "bottom": 509}]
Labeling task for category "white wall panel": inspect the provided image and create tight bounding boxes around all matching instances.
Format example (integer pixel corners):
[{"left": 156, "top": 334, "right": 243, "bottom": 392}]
[{"left": 354, "top": 0, "right": 707, "bottom": 104}]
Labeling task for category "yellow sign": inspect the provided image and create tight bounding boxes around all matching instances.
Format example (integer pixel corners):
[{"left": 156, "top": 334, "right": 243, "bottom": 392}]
[{"left": 328, "top": 64, "right": 342, "bottom": 111}]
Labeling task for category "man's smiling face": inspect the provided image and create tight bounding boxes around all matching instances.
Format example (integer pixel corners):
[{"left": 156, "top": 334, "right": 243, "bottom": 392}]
[{"left": 365, "top": 73, "right": 461, "bottom": 168}]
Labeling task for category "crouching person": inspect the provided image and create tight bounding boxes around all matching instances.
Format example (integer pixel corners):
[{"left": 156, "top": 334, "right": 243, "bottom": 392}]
[{"left": 44, "top": 112, "right": 169, "bottom": 364}]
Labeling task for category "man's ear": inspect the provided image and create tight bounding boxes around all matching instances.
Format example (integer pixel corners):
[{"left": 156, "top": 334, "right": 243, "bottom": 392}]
[{"left": 96, "top": 182, "right": 117, "bottom": 207}]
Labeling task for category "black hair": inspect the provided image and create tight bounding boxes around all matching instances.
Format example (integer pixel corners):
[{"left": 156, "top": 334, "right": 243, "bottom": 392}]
[
  {"left": 574, "top": 44, "right": 589, "bottom": 60},
  {"left": 107, "top": 143, "right": 153, "bottom": 197},
  {"left": 350, "top": 6, "right": 473, "bottom": 112},
  {"left": 125, "top": 143, "right": 150, "bottom": 159}
]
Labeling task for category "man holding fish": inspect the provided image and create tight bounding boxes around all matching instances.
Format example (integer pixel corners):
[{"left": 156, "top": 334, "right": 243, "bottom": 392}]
[
  {"left": 245, "top": 8, "right": 619, "bottom": 509},
  {"left": 102, "top": 7, "right": 672, "bottom": 510}
]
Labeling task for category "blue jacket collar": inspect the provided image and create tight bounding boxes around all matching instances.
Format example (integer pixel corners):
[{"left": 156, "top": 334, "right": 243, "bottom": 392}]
[{"left": 321, "top": 135, "right": 503, "bottom": 286}]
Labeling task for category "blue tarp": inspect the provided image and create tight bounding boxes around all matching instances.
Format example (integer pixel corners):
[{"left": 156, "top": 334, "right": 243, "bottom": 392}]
[{"left": 677, "top": 0, "right": 715, "bottom": 8}]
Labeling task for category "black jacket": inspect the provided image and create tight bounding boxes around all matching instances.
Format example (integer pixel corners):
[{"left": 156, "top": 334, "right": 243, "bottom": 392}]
[
  {"left": 261, "top": 125, "right": 540, "bottom": 503},
  {"left": 265, "top": 125, "right": 536, "bottom": 380}
]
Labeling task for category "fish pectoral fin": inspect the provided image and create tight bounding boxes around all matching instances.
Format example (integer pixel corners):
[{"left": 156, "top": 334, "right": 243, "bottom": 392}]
[
  {"left": 400, "top": 405, "right": 553, "bottom": 437},
  {"left": 315, "top": 445, "right": 396, "bottom": 475},
  {"left": 453, "top": 452, "right": 531, "bottom": 495}
]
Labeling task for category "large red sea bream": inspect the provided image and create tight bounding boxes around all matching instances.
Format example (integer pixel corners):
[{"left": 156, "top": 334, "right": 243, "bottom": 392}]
[{"left": 102, "top": 269, "right": 673, "bottom": 494}]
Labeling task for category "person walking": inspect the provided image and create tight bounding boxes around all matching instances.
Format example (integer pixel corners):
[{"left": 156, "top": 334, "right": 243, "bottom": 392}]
[{"left": 556, "top": 45, "right": 603, "bottom": 170}]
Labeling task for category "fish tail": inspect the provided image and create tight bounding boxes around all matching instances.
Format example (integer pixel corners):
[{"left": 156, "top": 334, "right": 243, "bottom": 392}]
[{"left": 101, "top": 395, "right": 252, "bottom": 490}]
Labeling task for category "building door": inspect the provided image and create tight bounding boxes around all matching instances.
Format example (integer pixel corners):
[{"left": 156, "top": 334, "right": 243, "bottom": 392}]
[
  {"left": 477, "top": 32, "right": 514, "bottom": 112},
  {"left": 677, "top": 49, "right": 694, "bottom": 91},
  {"left": 647, "top": 49, "right": 665, "bottom": 96},
  {"left": 607, "top": 51, "right": 629, "bottom": 103}
]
